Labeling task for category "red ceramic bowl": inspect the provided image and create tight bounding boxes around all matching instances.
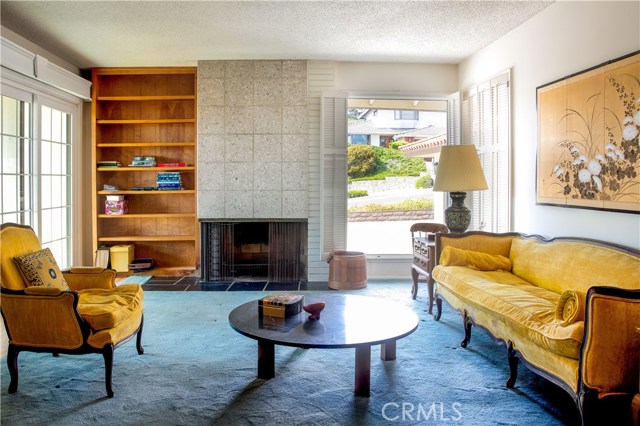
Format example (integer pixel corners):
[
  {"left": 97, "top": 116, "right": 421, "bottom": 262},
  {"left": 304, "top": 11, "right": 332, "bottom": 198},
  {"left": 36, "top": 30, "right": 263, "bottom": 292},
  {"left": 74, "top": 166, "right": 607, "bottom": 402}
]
[{"left": 303, "top": 302, "right": 326, "bottom": 320}]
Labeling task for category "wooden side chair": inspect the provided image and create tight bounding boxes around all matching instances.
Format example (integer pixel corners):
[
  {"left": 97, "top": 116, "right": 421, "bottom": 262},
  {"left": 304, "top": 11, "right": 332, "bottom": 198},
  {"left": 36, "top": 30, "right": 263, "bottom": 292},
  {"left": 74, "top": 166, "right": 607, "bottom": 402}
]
[
  {"left": 410, "top": 223, "right": 448, "bottom": 313},
  {"left": 0, "top": 223, "right": 144, "bottom": 397}
]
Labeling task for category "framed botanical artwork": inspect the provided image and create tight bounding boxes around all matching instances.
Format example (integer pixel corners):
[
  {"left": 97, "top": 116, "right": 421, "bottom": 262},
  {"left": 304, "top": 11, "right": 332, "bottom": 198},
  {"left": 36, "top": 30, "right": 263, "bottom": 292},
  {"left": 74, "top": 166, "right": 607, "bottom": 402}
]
[{"left": 536, "top": 51, "right": 639, "bottom": 213}]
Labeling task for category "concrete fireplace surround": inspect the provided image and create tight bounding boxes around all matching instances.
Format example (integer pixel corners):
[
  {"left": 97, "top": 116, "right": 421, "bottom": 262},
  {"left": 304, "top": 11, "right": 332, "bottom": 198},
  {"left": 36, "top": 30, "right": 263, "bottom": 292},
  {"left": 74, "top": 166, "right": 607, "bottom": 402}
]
[{"left": 197, "top": 60, "right": 309, "bottom": 219}]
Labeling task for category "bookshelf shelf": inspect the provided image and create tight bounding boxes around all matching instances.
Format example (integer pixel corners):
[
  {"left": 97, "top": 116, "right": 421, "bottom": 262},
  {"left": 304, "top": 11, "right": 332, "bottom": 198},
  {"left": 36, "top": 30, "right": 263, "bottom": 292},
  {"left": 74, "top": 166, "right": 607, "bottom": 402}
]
[{"left": 92, "top": 67, "right": 199, "bottom": 272}]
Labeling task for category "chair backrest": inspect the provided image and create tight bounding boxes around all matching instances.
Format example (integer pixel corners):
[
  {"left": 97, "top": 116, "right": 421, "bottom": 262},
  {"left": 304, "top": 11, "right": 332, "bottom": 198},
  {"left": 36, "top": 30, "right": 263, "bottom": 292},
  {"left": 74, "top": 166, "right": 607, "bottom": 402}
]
[
  {"left": 410, "top": 223, "right": 449, "bottom": 239},
  {"left": 1, "top": 223, "right": 42, "bottom": 290}
]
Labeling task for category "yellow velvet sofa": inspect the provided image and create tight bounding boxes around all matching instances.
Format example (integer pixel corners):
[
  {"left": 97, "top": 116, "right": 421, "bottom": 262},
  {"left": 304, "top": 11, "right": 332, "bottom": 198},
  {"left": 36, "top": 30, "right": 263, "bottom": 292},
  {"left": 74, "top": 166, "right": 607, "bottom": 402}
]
[
  {"left": 432, "top": 231, "right": 640, "bottom": 425},
  {"left": 0, "top": 223, "right": 144, "bottom": 397}
]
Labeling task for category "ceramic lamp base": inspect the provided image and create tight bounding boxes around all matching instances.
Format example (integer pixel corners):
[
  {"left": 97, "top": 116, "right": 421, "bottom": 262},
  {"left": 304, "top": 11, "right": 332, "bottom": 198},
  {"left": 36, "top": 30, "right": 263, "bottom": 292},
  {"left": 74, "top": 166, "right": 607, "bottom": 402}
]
[{"left": 445, "top": 192, "right": 471, "bottom": 233}]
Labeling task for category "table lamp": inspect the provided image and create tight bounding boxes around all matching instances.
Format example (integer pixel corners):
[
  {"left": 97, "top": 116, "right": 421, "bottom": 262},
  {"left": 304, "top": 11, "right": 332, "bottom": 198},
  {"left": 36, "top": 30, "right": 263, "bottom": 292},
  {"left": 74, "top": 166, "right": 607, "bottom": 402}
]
[{"left": 433, "top": 145, "right": 488, "bottom": 233}]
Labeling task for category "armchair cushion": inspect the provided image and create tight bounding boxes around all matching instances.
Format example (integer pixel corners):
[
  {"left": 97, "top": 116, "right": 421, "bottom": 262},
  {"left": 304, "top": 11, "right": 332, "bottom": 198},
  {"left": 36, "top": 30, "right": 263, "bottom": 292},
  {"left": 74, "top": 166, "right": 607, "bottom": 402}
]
[
  {"left": 13, "top": 248, "right": 70, "bottom": 291},
  {"left": 77, "top": 284, "right": 143, "bottom": 331}
]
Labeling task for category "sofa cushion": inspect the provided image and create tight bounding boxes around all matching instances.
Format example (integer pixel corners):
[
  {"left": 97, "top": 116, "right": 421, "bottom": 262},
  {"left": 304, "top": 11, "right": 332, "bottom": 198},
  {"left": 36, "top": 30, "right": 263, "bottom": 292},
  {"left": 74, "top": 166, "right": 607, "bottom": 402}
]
[
  {"left": 440, "top": 246, "right": 512, "bottom": 271},
  {"left": 13, "top": 248, "right": 70, "bottom": 291},
  {"left": 433, "top": 265, "right": 584, "bottom": 359},
  {"left": 510, "top": 238, "right": 640, "bottom": 294},
  {"left": 77, "top": 284, "right": 143, "bottom": 331},
  {"left": 439, "top": 234, "right": 514, "bottom": 257}
]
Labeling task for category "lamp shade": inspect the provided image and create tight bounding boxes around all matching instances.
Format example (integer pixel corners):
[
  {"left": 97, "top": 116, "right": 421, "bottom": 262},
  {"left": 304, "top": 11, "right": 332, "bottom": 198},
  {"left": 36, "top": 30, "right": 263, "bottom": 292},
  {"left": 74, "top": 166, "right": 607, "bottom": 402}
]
[{"left": 433, "top": 145, "right": 488, "bottom": 192}]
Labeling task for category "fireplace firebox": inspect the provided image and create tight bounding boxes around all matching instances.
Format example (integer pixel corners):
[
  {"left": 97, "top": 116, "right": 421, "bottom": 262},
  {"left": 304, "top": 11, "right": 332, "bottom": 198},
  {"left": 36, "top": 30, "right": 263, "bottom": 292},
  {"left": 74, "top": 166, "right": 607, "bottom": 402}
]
[{"left": 201, "top": 220, "right": 307, "bottom": 282}]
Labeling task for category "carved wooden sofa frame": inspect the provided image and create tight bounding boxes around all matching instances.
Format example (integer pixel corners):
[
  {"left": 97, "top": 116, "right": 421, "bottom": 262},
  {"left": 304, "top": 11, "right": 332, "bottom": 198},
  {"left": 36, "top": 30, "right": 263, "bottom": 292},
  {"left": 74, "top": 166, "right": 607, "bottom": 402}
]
[{"left": 432, "top": 231, "right": 639, "bottom": 426}]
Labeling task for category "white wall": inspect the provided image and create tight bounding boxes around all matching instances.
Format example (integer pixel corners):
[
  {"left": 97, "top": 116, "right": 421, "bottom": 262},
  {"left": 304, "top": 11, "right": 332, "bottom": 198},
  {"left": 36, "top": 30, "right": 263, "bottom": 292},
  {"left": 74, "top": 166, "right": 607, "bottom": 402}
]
[
  {"left": 336, "top": 61, "right": 457, "bottom": 95},
  {"left": 459, "top": 1, "right": 640, "bottom": 249}
]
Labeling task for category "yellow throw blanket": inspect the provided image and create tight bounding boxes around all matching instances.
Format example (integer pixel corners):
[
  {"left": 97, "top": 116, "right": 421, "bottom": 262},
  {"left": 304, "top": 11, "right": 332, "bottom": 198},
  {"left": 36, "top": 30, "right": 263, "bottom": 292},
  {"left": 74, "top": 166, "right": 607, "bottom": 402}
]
[
  {"left": 440, "top": 246, "right": 512, "bottom": 272},
  {"left": 555, "top": 290, "right": 586, "bottom": 326}
]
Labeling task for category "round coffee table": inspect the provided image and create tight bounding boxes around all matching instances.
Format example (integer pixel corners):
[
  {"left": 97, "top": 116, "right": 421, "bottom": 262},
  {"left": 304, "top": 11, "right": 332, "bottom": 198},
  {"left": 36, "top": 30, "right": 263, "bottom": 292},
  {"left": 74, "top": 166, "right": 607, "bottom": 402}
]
[{"left": 228, "top": 293, "right": 419, "bottom": 397}]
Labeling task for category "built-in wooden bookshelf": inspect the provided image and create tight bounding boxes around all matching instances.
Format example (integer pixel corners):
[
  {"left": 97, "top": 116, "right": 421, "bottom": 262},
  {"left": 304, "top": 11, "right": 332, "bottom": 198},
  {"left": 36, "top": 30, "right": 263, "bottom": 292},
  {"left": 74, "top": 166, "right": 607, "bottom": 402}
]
[{"left": 91, "top": 67, "right": 198, "bottom": 275}]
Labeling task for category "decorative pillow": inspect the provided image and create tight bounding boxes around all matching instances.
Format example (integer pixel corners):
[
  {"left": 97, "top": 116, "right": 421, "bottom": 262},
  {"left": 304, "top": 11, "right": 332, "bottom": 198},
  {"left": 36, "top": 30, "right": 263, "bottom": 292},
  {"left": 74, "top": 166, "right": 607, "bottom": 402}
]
[
  {"left": 555, "top": 290, "right": 586, "bottom": 326},
  {"left": 440, "top": 246, "right": 512, "bottom": 272},
  {"left": 13, "top": 248, "right": 70, "bottom": 291}
]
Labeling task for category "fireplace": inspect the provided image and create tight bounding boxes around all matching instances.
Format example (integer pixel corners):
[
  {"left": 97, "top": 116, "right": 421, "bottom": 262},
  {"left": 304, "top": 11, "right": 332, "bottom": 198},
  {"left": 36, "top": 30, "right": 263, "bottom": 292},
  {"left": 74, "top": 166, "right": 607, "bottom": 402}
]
[{"left": 201, "top": 220, "right": 307, "bottom": 282}]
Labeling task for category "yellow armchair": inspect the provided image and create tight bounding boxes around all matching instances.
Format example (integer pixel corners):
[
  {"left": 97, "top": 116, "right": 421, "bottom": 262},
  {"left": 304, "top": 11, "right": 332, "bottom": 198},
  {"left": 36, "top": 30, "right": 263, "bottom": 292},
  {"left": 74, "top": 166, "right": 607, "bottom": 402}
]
[{"left": 0, "top": 223, "right": 144, "bottom": 397}]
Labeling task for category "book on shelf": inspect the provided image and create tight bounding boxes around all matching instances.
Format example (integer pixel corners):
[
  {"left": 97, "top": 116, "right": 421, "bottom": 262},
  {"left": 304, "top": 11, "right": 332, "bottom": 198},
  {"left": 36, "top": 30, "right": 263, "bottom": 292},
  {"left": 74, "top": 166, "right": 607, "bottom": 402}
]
[
  {"left": 129, "top": 156, "right": 157, "bottom": 167},
  {"left": 97, "top": 161, "right": 121, "bottom": 167},
  {"left": 158, "top": 162, "right": 186, "bottom": 167},
  {"left": 156, "top": 171, "right": 183, "bottom": 190},
  {"left": 94, "top": 246, "right": 110, "bottom": 268}
]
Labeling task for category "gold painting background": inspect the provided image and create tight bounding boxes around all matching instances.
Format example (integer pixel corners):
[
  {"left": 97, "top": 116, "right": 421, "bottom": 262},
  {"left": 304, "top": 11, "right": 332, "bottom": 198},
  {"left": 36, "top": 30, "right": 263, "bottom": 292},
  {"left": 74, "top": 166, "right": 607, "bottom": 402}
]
[{"left": 537, "top": 53, "right": 639, "bottom": 212}]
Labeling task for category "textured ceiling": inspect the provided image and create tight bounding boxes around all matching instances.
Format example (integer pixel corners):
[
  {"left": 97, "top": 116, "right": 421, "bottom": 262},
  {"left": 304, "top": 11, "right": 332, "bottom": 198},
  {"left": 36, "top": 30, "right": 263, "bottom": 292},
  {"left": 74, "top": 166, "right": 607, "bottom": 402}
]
[{"left": 0, "top": 1, "right": 553, "bottom": 69}]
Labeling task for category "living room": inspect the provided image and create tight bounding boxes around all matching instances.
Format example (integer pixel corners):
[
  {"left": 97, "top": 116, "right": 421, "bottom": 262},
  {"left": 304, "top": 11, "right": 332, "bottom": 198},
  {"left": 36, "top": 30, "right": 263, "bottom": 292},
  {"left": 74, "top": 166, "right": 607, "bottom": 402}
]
[{"left": 1, "top": 1, "right": 638, "bottom": 425}]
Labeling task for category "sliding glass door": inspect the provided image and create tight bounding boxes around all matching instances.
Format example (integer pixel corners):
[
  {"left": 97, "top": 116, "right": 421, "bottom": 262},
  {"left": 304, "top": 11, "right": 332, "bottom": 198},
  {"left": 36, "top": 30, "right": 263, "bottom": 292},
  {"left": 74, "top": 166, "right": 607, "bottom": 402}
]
[
  {"left": 1, "top": 89, "right": 34, "bottom": 227},
  {"left": 39, "top": 102, "right": 73, "bottom": 267},
  {"left": 1, "top": 84, "right": 76, "bottom": 268}
]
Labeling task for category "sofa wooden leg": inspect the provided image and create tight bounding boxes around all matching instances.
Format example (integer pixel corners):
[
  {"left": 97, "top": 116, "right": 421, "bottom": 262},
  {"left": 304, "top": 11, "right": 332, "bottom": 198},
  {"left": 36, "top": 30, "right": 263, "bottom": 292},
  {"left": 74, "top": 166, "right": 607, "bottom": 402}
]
[
  {"left": 506, "top": 340, "right": 518, "bottom": 388},
  {"left": 461, "top": 310, "right": 472, "bottom": 348},
  {"left": 434, "top": 296, "right": 442, "bottom": 321},
  {"left": 7, "top": 345, "right": 19, "bottom": 394},
  {"left": 102, "top": 344, "right": 115, "bottom": 398},
  {"left": 136, "top": 315, "right": 144, "bottom": 355}
]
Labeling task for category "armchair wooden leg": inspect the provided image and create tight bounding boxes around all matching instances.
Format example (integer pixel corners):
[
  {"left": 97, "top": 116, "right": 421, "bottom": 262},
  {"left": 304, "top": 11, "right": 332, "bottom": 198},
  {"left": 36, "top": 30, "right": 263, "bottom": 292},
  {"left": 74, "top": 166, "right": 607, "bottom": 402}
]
[
  {"left": 136, "top": 315, "right": 144, "bottom": 355},
  {"left": 102, "top": 344, "right": 115, "bottom": 398},
  {"left": 7, "top": 345, "right": 19, "bottom": 394},
  {"left": 410, "top": 267, "right": 419, "bottom": 300},
  {"left": 427, "top": 277, "right": 435, "bottom": 314}
]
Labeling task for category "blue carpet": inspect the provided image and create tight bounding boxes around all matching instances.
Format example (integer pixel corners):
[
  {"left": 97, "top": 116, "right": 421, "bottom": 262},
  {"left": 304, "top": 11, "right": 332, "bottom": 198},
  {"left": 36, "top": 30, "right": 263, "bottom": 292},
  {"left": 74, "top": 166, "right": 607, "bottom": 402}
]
[
  {"left": 118, "top": 275, "right": 152, "bottom": 285},
  {"left": 0, "top": 281, "right": 580, "bottom": 425}
]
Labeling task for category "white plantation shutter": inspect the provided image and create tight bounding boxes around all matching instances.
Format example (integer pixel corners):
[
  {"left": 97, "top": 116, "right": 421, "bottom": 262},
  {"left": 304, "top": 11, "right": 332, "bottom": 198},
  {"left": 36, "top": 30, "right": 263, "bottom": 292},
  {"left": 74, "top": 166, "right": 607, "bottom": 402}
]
[
  {"left": 447, "top": 92, "right": 461, "bottom": 146},
  {"left": 321, "top": 91, "right": 348, "bottom": 259},
  {"left": 463, "top": 72, "right": 511, "bottom": 233}
]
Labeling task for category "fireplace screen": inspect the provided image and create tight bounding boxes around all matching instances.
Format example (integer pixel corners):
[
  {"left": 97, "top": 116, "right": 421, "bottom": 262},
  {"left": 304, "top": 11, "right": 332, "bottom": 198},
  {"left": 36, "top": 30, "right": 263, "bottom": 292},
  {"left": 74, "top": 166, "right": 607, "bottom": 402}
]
[{"left": 201, "top": 221, "right": 307, "bottom": 282}]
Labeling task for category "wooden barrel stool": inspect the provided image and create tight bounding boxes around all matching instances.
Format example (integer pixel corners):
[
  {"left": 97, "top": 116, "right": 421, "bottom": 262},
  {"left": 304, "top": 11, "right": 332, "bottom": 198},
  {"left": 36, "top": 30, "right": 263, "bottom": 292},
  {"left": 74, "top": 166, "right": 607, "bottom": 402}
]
[{"left": 328, "top": 251, "right": 367, "bottom": 290}]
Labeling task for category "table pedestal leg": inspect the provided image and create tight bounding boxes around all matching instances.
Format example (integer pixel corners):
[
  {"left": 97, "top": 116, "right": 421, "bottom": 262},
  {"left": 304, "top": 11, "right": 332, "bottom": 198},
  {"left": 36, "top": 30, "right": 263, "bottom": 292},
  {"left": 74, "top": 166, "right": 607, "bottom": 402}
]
[
  {"left": 257, "top": 340, "right": 275, "bottom": 379},
  {"left": 354, "top": 344, "right": 371, "bottom": 397},
  {"left": 380, "top": 340, "right": 396, "bottom": 361}
]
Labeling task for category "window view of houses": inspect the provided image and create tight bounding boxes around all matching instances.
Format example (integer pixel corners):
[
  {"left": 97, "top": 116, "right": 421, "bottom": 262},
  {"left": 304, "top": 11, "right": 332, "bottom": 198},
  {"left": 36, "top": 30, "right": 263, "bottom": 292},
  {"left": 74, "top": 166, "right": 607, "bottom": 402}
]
[{"left": 346, "top": 99, "right": 447, "bottom": 255}]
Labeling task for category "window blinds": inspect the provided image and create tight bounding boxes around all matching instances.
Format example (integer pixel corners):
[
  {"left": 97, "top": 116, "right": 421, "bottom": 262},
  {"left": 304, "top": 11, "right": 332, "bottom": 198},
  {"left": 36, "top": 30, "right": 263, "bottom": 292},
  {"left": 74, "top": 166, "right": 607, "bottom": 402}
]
[
  {"left": 462, "top": 73, "right": 511, "bottom": 233},
  {"left": 320, "top": 92, "right": 348, "bottom": 259}
]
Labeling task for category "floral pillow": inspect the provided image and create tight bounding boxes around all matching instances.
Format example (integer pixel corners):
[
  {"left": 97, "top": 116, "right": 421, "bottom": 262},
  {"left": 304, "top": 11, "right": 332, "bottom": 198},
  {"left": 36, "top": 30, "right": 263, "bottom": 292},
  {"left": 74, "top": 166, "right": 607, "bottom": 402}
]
[{"left": 13, "top": 248, "right": 70, "bottom": 291}]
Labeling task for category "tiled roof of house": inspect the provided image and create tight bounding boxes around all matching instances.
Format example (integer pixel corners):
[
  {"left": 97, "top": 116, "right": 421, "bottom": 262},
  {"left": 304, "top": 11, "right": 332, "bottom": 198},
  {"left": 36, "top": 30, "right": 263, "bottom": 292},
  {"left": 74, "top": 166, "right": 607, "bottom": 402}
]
[{"left": 399, "top": 133, "right": 447, "bottom": 157}]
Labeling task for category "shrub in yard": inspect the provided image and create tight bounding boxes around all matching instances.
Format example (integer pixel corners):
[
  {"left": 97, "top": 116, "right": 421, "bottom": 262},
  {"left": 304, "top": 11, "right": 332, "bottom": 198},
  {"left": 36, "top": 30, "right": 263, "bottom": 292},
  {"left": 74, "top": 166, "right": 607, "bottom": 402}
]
[
  {"left": 389, "top": 141, "right": 406, "bottom": 150},
  {"left": 371, "top": 146, "right": 426, "bottom": 176},
  {"left": 415, "top": 174, "right": 434, "bottom": 189},
  {"left": 348, "top": 190, "right": 369, "bottom": 198},
  {"left": 348, "top": 198, "right": 434, "bottom": 212},
  {"left": 347, "top": 145, "right": 378, "bottom": 178}
]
